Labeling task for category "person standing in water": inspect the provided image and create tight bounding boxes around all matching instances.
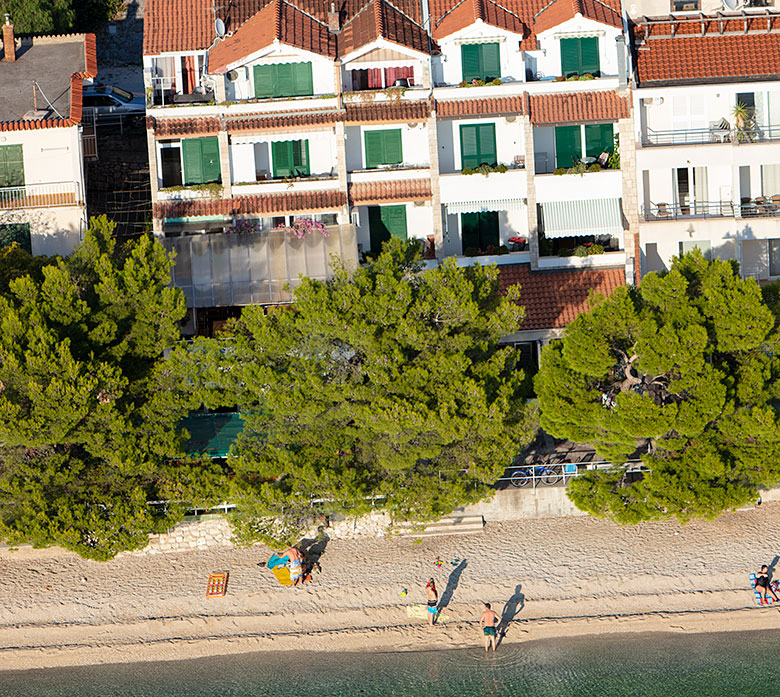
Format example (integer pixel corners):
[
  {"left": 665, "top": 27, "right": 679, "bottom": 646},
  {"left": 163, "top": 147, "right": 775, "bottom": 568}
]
[
  {"left": 425, "top": 579, "right": 438, "bottom": 625},
  {"left": 480, "top": 602, "right": 499, "bottom": 652}
]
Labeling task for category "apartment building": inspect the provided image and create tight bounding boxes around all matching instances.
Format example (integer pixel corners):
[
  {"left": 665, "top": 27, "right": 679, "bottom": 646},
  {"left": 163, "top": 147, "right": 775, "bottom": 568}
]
[
  {"left": 143, "top": 0, "right": 633, "bottom": 338},
  {"left": 631, "top": 10, "right": 780, "bottom": 281},
  {"left": 0, "top": 21, "right": 97, "bottom": 257}
]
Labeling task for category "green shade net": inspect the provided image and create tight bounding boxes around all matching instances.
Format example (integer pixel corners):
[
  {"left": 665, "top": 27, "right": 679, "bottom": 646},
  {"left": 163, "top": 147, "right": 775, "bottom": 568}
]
[{"left": 182, "top": 412, "right": 243, "bottom": 458}]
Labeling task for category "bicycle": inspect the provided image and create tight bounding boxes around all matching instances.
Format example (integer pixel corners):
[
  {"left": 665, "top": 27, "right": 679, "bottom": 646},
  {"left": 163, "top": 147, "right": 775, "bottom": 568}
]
[{"left": 509, "top": 464, "right": 562, "bottom": 487}]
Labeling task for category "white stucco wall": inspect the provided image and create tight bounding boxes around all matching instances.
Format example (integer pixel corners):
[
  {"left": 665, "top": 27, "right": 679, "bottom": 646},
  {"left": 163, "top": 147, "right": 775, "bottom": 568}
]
[
  {"left": 0, "top": 206, "right": 85, "bottom": 257},
  {"left": 353, "top": 202, "right": 433, "bottom": 253},
  {"left": 435, "top": 117, "right": 525, "bottom": 173},
  {"left": 2, "top": 126, "right": 84, "bottom": 189},
  {"left": 344, "top": 123, "right": 430, "bottom": 170}
]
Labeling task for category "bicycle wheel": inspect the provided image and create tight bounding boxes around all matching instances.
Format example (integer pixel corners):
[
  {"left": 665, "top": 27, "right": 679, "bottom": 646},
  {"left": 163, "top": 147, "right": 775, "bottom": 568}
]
[
  {"left": 541, "top": 467, "right": 562, "bottom": 485},
  {"left": 510, "top": 469, "right": 531, "bottom": 487}
]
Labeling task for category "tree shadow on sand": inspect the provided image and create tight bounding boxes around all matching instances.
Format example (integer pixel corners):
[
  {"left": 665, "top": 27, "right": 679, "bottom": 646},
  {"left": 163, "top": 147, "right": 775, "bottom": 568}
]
[{"left": 496, "top": 583, "right": 525, "bottom": 646}]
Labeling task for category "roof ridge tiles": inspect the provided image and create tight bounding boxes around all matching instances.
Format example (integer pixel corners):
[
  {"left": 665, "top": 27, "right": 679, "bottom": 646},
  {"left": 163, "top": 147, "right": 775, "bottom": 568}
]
[
  {"left": 374, "top": 0, "right": 385, "bottom": 36},
  {"left": 274, "top": 0, "right": 283, "bottom": 38},
  {"left": 473, "top": 0, "right": 485, "bottom": 22}
]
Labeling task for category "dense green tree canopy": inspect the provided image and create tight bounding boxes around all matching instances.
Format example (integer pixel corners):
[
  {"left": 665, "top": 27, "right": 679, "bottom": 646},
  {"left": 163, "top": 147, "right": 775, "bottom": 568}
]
[
  {"left": 536, "top": 251, "right": 780, "bottom": 523},
  {"left": 0, "top": 0, "right": 122, "bottom": 35},
  {"left": 0, "top": 217, "right": 224, "bottom": 559},
  {"left": 175, "top": 241, "right": 535, "bottom": 543}
]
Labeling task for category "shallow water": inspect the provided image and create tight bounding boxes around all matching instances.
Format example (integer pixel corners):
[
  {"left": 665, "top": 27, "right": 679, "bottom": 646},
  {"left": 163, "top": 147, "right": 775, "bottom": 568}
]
[{"left": 1, "top": 629, "right": 778, "bottom": 696}]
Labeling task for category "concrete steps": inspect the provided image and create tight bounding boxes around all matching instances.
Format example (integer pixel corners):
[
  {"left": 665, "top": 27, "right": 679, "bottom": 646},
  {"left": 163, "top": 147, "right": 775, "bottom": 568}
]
[{"left": 394, "top": 514, "right": 485, "bottom": 538}]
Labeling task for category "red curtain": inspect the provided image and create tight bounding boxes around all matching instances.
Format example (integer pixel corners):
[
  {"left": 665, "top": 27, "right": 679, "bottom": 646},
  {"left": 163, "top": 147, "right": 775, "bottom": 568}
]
[
  {"left": 368, "top": 68, "right": 383, "bottom": 89},
  {"left": 183, "top": 55, "right": 197, "bottom": 94},
  {"left": 384, "top": 66, "right": 414, "bottom": 86}
]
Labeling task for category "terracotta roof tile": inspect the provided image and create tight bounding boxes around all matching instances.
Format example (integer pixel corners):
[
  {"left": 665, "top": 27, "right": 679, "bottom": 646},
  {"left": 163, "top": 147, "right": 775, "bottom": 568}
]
[
  {"left": 633, "top": 16, "right": 780, "bottom": 85},
  {"left": 340, "top": 0, "right": 432, "bottom": 55},
  {"left": 154, "top": 190, "right": 346, "bottom": 218},
  {"left": 533, "top": 0, "right": 621, "bottom": 34},
  {"left": 143, "top": 0, "right": 212, "bottom": 54},
  {"left": 349, "top": 178, "right": 431, "bottom": 204},
  {"left": 226, "top": 109, "right": 341, "bottom": 132},
  {"left": 436, "top": 95, "right": 525, "bottom": 117},
  {"left": 150, "top": 116, "right": 221, "bottom": 136},
  {"left": 528, "top": 91, "right": 629, "bottom": 124},
  {"left": 433, "top": 0, "right": 526, "bottom": 39},
  {"left": 83, "top": 33, "right": 98, "bottom": 78},
  {"left": 209, "top": 0, "right": 336, "bottom": 74},
  {"left": 344, "top": 100, "right": 430, "bottom": 122},
  {"left": 498, "top": 263, "right": 625, "bottom": 330}
]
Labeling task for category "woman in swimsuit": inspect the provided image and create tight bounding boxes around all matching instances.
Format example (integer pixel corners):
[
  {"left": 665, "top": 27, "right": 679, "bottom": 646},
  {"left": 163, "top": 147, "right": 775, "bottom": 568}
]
[
  {"left": 426, "top": 579, "right": 438, "bottom": 625},
  {"left": 755, "top": 565, "right": 779, "bottom": 602}
]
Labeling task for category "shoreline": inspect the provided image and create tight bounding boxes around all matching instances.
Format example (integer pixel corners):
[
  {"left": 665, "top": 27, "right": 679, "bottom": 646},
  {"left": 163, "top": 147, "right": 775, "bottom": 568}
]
[{"left": 3, "top": 508, "right": 780, "bottom": 672}]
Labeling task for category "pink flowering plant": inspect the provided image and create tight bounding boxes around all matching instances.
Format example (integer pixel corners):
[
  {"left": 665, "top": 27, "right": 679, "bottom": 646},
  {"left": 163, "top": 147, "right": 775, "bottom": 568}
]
[
  {"left": 284, "top": 218, "right": 330, "bottom": 238},
  {"left": 230, "top": 219, "right": 263, "bottom": 235}
]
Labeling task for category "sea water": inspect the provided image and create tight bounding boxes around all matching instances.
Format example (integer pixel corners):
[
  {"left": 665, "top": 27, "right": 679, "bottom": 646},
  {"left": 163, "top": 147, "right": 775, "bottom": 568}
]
[{"left": 0, "top": 629, "right": 778, "bottom": 696}]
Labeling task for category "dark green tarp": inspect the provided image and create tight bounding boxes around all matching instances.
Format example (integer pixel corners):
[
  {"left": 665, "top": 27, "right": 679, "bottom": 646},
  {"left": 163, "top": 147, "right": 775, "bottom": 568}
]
[{"left": 182, "top": 412, "right": 243, "bottom": 458}]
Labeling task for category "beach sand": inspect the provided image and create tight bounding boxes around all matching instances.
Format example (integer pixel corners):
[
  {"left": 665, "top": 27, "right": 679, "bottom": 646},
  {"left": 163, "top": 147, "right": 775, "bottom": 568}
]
[{"left": 2, "top": 504, "right": 780, "bottom": 671}]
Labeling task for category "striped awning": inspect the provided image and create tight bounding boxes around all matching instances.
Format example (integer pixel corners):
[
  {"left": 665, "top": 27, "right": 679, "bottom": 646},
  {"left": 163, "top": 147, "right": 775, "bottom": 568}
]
[
  {"left": 446, "top": 199, "right": 526, "bottom": 214},
  {"left": 539, "top": 198, "right": 623, "bottom": 239}
]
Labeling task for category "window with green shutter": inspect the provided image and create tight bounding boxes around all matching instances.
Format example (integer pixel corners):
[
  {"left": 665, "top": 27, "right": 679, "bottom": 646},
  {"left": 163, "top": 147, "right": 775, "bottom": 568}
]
[
  {"left": 368, "top": 205, "right": 407, "bottom": 253},
  {"left": 364, "top": 129, "right": 403, "bottom": 169},
  {"left": 459, "top": 124, "right": 496, "bottom": 170},
  {"left": 0, "top": 222, "right": 31, "bottom": 253},
  {"left": 554, "top": 125, "right": 582, "bottom": 169},
  {"left": 560, "top": 37, "right": 600, "bottom": 77},
  {"left": 253, "top": 62, "right": 313, "bottom": 98},
  {"left": 460, "top": 211, "right": 499, "bottom": 253},
  {"left": 461, "top": 42, "right": 500, "bottom": 82},
  {"left": 0, "top": 145, "right": 24, "bottom": 187},
  {"left": 585, "top": 123, "right": 614, "bottom": 158},
  {"left": 182, "top": 137, "right": 221, "bottom": 185},
  {"left": 271, "top": 140, "right": 310, "bottom": 178}
]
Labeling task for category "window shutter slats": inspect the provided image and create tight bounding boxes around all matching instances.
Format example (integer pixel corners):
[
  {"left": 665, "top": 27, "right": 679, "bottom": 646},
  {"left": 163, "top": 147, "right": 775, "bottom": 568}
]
[
  {"left": 200, "top": 137, "right": 221, "bottom": 182},
  {"left": 381, "top": 205, "right": 407, "bottom": 240},
  {"left": 293, "top": 62, "right": 314, "bottom": 95},
  {"left": 364, "top": 131, "right": 384, "bottom": 169},
  {"left": 272, "top": 141, "right": 292, "bottom": 178},
  {"left": 461, "top": 44, "right": 481, "bottom": 82},
  {"left": 364, "top": 130, "right": 402, "bottom": 168},
  {"left": 580, "top": 37, "right": 600, "bottom": 76},
  {"left": 182, "top": 138, "right": 204, "bottom": 184},
  {"left": 478, "top": 125, "right": 496, "bottom": 166},
  {"left": 383, "top": 130, "right": 403, "bottom": 165},
  {"left": 555, "top": 125, "right": 582, "bottom": 169},
  {"left": 584, "top": 123, "right": 614, "bottom": 158},
  {"left": 560, "top": 38, "right": 580, "bottom": 77},
  {"left": 481, "top": 43, "right": 500, "bottom": 80},
  {"left": 253, "top": 64, "right": 274, "bottom": 99}
]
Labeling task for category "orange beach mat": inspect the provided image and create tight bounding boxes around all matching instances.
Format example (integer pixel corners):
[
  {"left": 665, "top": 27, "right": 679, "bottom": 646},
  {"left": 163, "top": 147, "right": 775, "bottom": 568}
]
[{"left": 206, "top": 572, "right": 229, "bottom": 597}]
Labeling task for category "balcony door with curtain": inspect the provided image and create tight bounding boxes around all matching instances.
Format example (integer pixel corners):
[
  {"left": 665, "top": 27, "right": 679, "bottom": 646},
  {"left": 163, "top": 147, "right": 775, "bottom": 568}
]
[
  {"left": 671, "top": 95, "right": 706, "bottom": 142},
  {"left": 674, "top": 166, "right": 707, "bottom": 215}
]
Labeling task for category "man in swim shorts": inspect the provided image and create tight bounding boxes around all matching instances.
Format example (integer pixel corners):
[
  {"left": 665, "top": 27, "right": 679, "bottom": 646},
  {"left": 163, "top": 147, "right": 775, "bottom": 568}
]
[
  {"left": 426, "top": 578, "right": 438, "bottom": 625},
  {"left": 284, "top": 546, "right": 305, "bottom": 586},
  {"left": 480, "top": 602, "right": 499, "bottom": 652}
]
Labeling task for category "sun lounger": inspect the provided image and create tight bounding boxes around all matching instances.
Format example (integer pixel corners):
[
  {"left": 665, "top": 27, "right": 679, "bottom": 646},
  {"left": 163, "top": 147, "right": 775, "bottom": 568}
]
[{"left": 206, "top": 571, "right": 229, "bottom": 597}]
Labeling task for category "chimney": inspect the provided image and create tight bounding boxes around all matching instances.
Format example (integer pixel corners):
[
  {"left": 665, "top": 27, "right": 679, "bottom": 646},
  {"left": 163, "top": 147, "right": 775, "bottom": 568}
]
[
  {"left": 2, "top": 15, "right": 15, "bottom": 63},
  {"left": 615, "top": 35, "right": 627, "bottom": 88},
  {"left": 328, "top": 2, "right": 340, "bottom": 33}
]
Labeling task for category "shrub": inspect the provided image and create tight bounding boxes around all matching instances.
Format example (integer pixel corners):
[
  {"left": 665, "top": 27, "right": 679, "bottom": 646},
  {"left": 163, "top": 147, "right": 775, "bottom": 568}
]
[
  {"left": 555, "top": 76, "right": 566, "bottom": 82},
  {"left": 464, "top": 247, "right": 480, "bottom": 257},
  {"left": 567, "top": 162, "right": 587, "bottom": 175},
  {"left": 489, "top": 78, "right": 502, "bottom": 86},
  {"left": 497, "top": 245, "right": 510, "bottom": 255},
  {"left": 566, "top": 75, "right": 579, "bottom": 81},
  {"left": 558, "top": 248, "right": 575, "bottom": 257},
  {"left": 588, "top": 244, "right": 605, "bottom": 255},
  {"left": 574, "top": 245, "right": 589, "bottom": 257},
  {"left": 554, "top": 168, "right": 566, "bottom": 176},
  {"left": 580, "top": 73, "right": 595, "bottom": 80},
  {"left": 586, "top": 163, "right": 602, "bottom": 173},
  {"left": 459, "top": 81, "right": 469, "bottom": 88}
]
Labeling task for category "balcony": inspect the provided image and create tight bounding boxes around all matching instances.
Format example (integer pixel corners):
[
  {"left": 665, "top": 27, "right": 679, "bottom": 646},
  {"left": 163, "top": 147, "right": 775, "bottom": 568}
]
[
  {"left": 150, "top": 76, "right": 215, "bottom": 107},
  {"left": 643, "top": 201, "right": 735, "bottom": 221},
  {"left": 641, "top": 124, "right": 780, "bottom": 147},
  {"left": 230, "top": 175, "right": 339, "bottom": 196},
  {"left": 0, "top": 182, "right": 83, "bottom": 211},
  {"left": 535, "top": 169, "right": 621, "bottom": 203},
  {"left": 164, "top": 224, "right": 358, "bottom": 308},
  {"left": 439, "top": 168, "right": 527, "bottom": 207},
  {"left": 347, "top": 165, "right": 431, "bottom": 183}
]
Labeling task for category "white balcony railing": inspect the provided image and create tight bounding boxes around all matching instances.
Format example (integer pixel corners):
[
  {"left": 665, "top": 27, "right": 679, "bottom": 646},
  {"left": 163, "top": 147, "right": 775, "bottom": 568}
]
[
  {"left": 535, "top": 169, "right": 622, "bottom": 203},
  {"left": 0, "top": 181, "right": 82, "bottom": 211},
  {"left": 439, "top": 168, "right": 527, "bottom": 205}
]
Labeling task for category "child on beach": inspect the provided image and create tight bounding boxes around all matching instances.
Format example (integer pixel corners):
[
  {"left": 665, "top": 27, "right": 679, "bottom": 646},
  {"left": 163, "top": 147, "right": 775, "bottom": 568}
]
[{"left": 426, "top": 579, "right": 438, "bottom": 625}]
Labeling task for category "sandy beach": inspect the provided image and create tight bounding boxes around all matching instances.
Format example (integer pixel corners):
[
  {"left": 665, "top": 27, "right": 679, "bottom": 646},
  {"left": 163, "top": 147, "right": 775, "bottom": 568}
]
[{"left": 2, "top": 504, "right": 780, "bottom": 671}]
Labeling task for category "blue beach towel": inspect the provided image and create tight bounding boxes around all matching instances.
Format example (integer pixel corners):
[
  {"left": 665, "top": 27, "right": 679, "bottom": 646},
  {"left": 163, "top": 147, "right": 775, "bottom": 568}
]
[
  {"left": 749, "top": 573, "right": 778, "bottom": 606},
  {"left": 268, "top": 554, "right": 289, "bottom": 570}
]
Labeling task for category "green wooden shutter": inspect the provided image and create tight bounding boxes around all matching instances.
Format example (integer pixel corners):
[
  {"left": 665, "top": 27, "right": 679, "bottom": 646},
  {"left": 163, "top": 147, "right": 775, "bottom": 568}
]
[
  {"left": 580, "top": 37, "right": 600, "bottom": 76},
  {"left": 364, "top": 131, "right": 384, "bottom": 169},
  {"left": 461, "top": 44, "right": 481, "bottom": 82},
  {"left": 182, "top": 139, "right": 204, "bottom": 184},
  {"left": 292, "top": 62, "right": 313, "bottom": 96},
  {"left": 254, "top": 64, "right": 275, "bottom": 99},
  {"left": 382, "top": 130, "right": 403, "bottom": 165},
  {"left": 555, "top": 125, "right": 582, "bottom": 168},
  {"left": 461, "top": 213, "right": 480, "bottom": 252},
  {"left": 460, "top": 124, "right": 479, "bottom": 169},
  {"left": 585, "top": 123, "right": 614, "bottom": 158},
  {"left": 272, "top": 141, "right": 293, "bottom": 178},
  {"left": 275, "top": 64, "right": 295, "bottom": 97},
  {"left": 478, "top": 124, "right": 496, "bottom": 166},
  {"left": 478, "top": 211, "right": 499, "bottom": 249},
  {"left": 368, "top": 205, "right": 389, "bottom": 253},
  {"left": 291, "top": 140, "right": 310, "bottom": 176},
  {"left": 481, "top": 43, "right": 500, "bottom": 80},
  {"left": 560, "top": 38, "right": 581, "bottom": 77},
  {"left": 381, "top": 205, "right": 407, "bottom": 240},
  {"left": 200, "top": 137, "right": 221, "bottom": 182},
  {"left": 4, "top": 145, "right": 24, "bottom": 186}
]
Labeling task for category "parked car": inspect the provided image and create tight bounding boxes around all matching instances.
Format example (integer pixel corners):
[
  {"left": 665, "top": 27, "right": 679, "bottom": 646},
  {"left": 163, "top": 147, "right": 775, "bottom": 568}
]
[{"left": 82, "top": 84, "right": 145, "bottom": 124}]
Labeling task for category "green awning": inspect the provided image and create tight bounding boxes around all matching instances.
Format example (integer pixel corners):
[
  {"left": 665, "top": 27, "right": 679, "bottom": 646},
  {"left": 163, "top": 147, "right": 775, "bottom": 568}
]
[
  {"left": 539, "top": 198, "right": 623, "bottom": 239},
  {"left": 182, "top": 412, "right": 244, "bottom": 458}
]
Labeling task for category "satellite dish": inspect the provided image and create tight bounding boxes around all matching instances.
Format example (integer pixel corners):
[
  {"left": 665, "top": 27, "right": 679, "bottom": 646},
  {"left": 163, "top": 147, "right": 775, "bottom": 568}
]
[
  {"left": 227, "top": 70, "right": 239, "bottom": 81},
  {"left": 215, "top": 18, "right": 226, "bottom": 37},
  {"left": 722, "top": 0, "right": 740, "bottom": 10}
]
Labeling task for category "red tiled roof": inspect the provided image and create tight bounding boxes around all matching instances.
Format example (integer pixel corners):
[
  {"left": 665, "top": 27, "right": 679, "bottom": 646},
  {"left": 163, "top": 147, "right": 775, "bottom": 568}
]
[
  {"left": 344, "top": 100, "right": 430, "bottom": 122},
  {"left": 433, "top": 0, "right": 526, "bottom": 39},
  {"left": 209, "top": 0, "right": 336, "bottom": 74},
  {"left": 150, "top": 116, "right": 221, "bottom": 136},
  {"left": 83, "top": 33, "right": 98, "bottom": 78},
  {"left": 633, "top": 15, "right": 780, "bottom": 85},
  {"left": 498, "top": 263, "right": 625, "bottom": 330},
  {"left": 528, "top": 90, "right": 629, "bottom": 124},
  {"left": 532, "top": 0, "right": 621, "bottom": 34},
  {"left": 143, "top": 0, "right": 212, "bottom": 54},
  {"left": 349, "top": 178, "right": 431, "bottom": 204},
  {"left": 226, "top": 110, "right": 341, "bottom": 132},
  {"left": 436, "top": 94, "right": 524, "bottom": 117},
  {"left": 341, "top": 0, "right": 432, "bottom": 55},
  {"left": 154, "top": 190, "right": 346, "bottom": 218}
]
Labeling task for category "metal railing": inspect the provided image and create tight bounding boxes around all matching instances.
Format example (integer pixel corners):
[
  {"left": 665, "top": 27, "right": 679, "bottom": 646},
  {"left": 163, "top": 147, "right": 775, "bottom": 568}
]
[
  {"left": 642, "top": 124, "right": 780, "bottom": 147},
  {"left": 151, "top": 76, "right": 214, "bottom": 106},
  {"left": 0, "top": 181, "right": 82, "bottom": 211},
  {"left": 643, "top": 200, "right": 734, "bottom": 221},
  {"left": 740, "top": 198, "right": 780, "bottom": 218}
]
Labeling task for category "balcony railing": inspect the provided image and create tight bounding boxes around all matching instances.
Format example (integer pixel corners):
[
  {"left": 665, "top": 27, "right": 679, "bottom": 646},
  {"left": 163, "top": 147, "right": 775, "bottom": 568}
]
[
  {"left": 643, "top": 201, "right": 734, "bottom": 221},
  {"left": 642, "top": 124, "right": 780, "bottom": 147},
  {"left": 740, "top": 197, "right": 780, "bottom": 218},
  {"left": 151, "top": 76, "right": 214, "bottom": 106},
  {"left": 0, "top": 181, "right": 82, "bottom": 211}
]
